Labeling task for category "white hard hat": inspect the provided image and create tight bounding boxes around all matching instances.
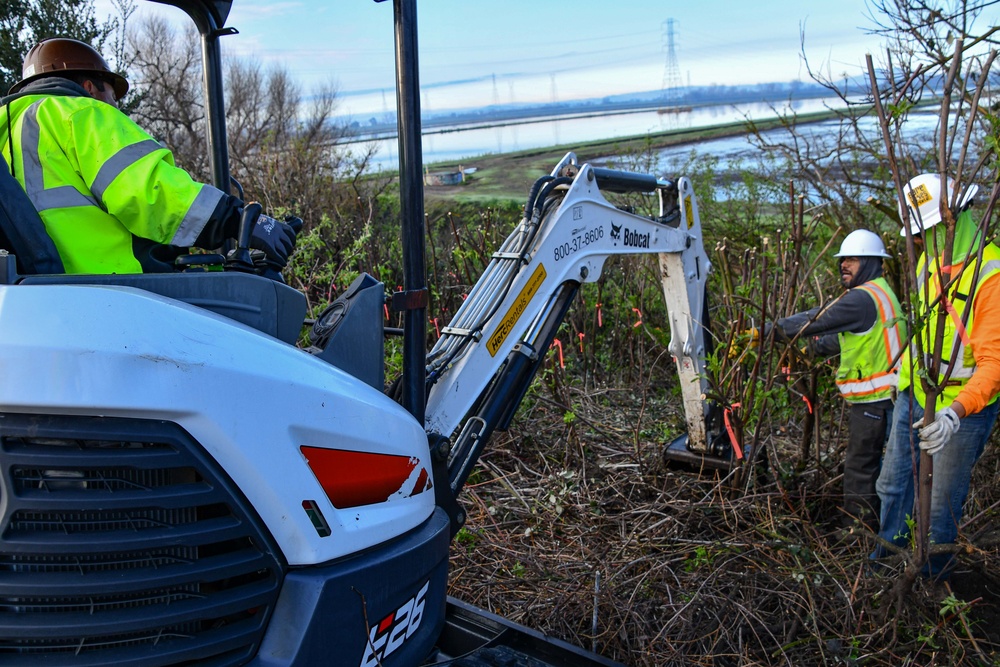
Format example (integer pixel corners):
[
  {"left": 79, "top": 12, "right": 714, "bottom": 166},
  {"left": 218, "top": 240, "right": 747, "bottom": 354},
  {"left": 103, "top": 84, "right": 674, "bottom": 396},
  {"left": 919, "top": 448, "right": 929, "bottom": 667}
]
[
  {"left": 898, "top": 173, "right": 979, "bottom": 237},
  {"left": 834, "top": 229, "right": 891, "bottom": 258}
]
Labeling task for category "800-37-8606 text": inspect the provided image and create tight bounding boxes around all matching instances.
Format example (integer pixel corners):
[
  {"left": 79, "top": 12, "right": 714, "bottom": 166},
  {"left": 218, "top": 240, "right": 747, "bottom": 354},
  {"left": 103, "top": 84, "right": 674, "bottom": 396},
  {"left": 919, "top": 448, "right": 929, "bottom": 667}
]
[{"left": 553, "top": 226, "right": 604, "bottom": 262}]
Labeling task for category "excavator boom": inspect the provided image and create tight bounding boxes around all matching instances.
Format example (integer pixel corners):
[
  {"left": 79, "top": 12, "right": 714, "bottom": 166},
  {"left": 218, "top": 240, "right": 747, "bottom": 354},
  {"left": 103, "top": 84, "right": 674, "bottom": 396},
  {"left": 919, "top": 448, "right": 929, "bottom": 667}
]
[{"left": 422, "top": 154, "right": 716, "bottom": 518}]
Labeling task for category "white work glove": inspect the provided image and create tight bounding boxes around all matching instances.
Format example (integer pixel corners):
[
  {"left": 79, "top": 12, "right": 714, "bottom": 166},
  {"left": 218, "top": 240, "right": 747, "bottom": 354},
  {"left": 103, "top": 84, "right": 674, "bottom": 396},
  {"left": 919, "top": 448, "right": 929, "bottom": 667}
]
[{"left": 914, "top": 407, "right": 960, "bottom": 456}]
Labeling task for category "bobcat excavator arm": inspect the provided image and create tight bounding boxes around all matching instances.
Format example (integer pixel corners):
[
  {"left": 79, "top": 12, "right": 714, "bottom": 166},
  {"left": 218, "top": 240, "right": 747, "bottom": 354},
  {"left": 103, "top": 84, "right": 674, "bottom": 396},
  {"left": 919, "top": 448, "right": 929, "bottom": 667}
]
[{"left": 423, "top": 154, "right": 715, "bottom": 528}]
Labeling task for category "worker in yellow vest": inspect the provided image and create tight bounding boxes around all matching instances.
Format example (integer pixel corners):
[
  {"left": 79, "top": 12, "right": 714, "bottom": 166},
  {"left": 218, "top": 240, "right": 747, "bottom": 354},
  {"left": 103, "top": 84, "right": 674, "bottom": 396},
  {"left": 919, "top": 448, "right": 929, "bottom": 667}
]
[
  {"left": 1, "top": 37, "right": 298, "bottom": 274},
  {"left": 764, "top": 229, "right": 904, "bottom": 531},
  {"left": 875, "top": 173, "right": 1000, "bottom": 578}
]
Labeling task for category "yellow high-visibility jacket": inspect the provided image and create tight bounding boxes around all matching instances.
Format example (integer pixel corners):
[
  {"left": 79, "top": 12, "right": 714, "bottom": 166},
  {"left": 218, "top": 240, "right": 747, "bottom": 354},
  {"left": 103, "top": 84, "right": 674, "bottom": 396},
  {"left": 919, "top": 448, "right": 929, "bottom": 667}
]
[
  {"left": 1, "top": 80, "right": 226, "bottom": 273},
  {"left": 900, "top": 241, "right": 1000, "bottom": 412},
  {"left": 836, "top": 277, "right": 905, "bottom": 403}
]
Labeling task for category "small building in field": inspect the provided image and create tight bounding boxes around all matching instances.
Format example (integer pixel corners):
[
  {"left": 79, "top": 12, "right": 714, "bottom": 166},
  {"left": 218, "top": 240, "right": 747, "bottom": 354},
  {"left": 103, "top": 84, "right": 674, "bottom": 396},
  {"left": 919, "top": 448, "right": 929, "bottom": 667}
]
[{"left": 424, "top": 165, "right": 477, "bottom": 186}]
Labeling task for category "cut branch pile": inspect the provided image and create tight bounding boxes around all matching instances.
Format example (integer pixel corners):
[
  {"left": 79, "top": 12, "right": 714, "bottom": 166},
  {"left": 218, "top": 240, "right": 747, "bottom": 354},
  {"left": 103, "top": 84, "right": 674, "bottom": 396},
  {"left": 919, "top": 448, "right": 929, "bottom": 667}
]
[{"left": 448, "top": 380, "right": 1000, "bottom": 666}]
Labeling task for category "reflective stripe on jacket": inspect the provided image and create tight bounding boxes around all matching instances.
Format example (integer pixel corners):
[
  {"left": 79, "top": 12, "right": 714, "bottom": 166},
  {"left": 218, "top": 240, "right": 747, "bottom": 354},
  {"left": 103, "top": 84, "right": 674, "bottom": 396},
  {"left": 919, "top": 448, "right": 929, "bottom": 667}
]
[
  {"left": 900, "top": 242, "right": 1000, "bottom": 411},
  {"left": 1, "top": 91, "right": 225, "bottom": 273},
  {"left": 836, "top": 277, "right": 905, "bottom": 403}
]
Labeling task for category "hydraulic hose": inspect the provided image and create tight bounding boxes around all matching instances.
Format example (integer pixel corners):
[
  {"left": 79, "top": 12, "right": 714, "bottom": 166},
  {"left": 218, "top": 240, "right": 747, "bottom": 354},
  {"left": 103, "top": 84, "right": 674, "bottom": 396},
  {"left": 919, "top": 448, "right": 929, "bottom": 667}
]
[
  {"left": 425, "top": 178, "right": 573, "bottom": 389},
  {"left": 523, "top": 174, "right": 555, "bottom": 218},
  {"left": 447, "top": 281, "right": 580, "bottom": 495}
]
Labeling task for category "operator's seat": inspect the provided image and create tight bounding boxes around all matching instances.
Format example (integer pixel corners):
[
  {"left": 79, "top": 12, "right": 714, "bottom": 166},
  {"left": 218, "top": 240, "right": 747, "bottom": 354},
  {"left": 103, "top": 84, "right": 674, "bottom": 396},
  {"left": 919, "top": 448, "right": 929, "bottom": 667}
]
[
  {"left": 0, "top": 154, "right": 65, "bottom": 274},
  {"left": 0, "top": 154, "right": 306, "bottom": 344}
]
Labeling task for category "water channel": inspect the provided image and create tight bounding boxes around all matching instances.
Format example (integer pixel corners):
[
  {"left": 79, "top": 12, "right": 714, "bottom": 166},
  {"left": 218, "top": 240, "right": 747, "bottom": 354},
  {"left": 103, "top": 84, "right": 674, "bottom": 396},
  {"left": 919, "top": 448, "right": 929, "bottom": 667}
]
[
  {"left": 349, "top": 97, "right": 940, "bottom": 176},
  {"left": 353, "top": 98, "right": 830, "bottom": 171}
]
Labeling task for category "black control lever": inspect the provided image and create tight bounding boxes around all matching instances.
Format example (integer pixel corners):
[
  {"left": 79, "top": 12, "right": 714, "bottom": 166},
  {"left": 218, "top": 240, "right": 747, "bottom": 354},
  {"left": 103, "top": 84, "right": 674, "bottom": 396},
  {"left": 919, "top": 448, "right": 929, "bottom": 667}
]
[{"left": 226, "top": 201, "right": 261, "bottom": 272}]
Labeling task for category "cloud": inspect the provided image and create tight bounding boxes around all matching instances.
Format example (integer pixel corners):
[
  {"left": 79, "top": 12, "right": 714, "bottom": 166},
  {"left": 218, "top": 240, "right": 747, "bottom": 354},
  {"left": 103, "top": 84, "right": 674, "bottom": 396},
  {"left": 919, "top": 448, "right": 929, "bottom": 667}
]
[{"left": 231, "top": 2, "right": 306, "bottom": 19}]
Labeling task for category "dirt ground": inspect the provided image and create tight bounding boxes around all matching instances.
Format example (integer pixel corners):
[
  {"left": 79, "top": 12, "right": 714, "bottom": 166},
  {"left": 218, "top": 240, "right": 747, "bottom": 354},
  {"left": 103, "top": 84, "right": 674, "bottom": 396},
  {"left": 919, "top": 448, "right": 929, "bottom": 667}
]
[
  {"left": 445, "top": 373, "right": 1000, "bottom": 666},
  {"left": 425, "top": 107, "right": 1000, "bottom": 665}
]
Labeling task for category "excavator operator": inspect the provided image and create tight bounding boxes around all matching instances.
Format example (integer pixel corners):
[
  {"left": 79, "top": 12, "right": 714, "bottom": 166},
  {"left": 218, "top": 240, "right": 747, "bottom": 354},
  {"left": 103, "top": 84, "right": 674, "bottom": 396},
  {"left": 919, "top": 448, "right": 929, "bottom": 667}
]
[{"left": 0, "top": 37, "right": 299, "bottom": 274}]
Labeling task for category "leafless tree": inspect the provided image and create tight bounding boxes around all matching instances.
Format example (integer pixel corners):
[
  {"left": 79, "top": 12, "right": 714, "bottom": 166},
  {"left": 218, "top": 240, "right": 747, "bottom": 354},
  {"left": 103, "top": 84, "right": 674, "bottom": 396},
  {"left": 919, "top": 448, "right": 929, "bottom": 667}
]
[
  {"left": 123, "top": 14, "right": 393, "bottom": 308},
  {"left": 127, "top": 15, "right": 208, "bottom": 179},
  {"left": 728, "top": 0, "right": 1000, "bottom": 603},
  {"left": 126, "top": 14, "right": 382, "bottom": 218},
  {"left": 223, "top": 58, "right": 377, "bottom": 223},
  {"left": 746, "top": 2, "right": 997, "bottom": 243}
]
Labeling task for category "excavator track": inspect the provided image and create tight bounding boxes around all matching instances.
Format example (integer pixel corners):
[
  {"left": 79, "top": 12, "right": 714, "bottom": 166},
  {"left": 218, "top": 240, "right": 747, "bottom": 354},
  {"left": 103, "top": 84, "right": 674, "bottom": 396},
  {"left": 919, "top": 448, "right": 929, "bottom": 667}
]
[{"left": 427, "top": 597, "right": 624, "bottom": 667}]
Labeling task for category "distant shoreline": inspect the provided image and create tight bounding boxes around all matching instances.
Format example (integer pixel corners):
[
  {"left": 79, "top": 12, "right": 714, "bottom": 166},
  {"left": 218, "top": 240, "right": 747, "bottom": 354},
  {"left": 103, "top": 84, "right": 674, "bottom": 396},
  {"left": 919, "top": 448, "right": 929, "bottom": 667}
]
[
  {"left": 416, "top": 108, "right": 856, "bottom": 203},
  {"left": 414, "top": 110, "right": 843, "bottom": 202},
  {"left": 506, "top": 108, "right": 846, "bottom": 162},
  {"left": 414, "top": 103, "right": 945, "bottom": 203},
  {"left": 343, "top": 86, "right": 840, "bottom": 141}
]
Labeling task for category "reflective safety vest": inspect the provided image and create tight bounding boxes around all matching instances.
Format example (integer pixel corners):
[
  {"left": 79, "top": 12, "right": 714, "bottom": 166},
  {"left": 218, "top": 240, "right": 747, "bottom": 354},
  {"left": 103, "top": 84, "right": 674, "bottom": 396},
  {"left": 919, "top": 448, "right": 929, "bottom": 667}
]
[
  {"left": 0, "top": 92, "right": 225, "bottom": 273},
  {"left": 900, "top": 243, "right": 1000, "bottom": 411},
  {"left": 836, "top": 277, "right": 905, "bottom": 403}
]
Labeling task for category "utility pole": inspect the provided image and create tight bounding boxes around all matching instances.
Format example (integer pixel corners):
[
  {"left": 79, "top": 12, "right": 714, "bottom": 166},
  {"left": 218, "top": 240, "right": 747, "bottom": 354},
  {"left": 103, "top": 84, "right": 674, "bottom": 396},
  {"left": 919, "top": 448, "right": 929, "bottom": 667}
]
[
  {"left": 550, "top": 74, "right": 560, "bottom": 144},
  {"left": 492, "top": 73, "right": 503, "bottom": 152},
  {"left": 508, "top": 81, "right": 518, "bottom": 146},
  {"left": 381, "top": 88, "right": 393, "bottom": 126}
]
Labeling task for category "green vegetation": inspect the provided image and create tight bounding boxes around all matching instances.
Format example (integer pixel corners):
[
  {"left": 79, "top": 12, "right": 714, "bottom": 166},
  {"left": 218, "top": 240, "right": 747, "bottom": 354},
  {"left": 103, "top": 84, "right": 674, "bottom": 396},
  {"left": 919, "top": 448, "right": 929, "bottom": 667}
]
[
  {"left": 117, "top": 3, "right": 1000, "bottom": 663},
  {"left": 274, "top": 101, "right": 1000, "bottom": 662},
  {"left": 382, "top": 120, "right": 1000, "bottom": 664}
]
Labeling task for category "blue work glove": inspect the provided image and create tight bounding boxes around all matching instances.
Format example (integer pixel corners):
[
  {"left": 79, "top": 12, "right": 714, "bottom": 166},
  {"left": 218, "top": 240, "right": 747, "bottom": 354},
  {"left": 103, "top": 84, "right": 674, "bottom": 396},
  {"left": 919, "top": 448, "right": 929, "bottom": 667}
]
[
  {"left": 915, "top": 406, "right": 960, "bottom": 456},
  {"left": 284, "top": 214, "right": 303, "bottom": 235},
  {"left": 250, "top": 214, "right": 299, "bottom": 268}
]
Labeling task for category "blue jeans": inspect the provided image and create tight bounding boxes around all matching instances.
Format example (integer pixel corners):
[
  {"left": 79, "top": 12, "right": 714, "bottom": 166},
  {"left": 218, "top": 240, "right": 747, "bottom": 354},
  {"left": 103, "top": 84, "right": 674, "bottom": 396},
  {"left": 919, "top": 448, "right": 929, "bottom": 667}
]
[{"left": 873, "top": 389, "right": 999, "bottom": 577}]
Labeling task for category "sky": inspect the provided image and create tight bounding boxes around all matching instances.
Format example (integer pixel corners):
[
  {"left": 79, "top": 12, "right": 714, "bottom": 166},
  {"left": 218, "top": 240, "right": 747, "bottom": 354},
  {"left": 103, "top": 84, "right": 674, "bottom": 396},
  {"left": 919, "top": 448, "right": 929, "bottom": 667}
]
[{"left": 94, "top": 0, "right": 892, "bottom": 123}]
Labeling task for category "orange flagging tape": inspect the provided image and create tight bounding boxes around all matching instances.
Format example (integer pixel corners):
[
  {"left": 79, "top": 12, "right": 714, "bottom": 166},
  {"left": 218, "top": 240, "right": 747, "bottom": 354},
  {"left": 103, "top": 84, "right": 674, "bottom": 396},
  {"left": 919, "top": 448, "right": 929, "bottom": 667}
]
[
  {"left": 550, "top": 339, "right": 564, "bottom": 368},
  {"left": 724, "top": 403, "right": 744, "bottom": 460},
  {"left": 941, "top": 295, "right": 973, "bottom": 346}
]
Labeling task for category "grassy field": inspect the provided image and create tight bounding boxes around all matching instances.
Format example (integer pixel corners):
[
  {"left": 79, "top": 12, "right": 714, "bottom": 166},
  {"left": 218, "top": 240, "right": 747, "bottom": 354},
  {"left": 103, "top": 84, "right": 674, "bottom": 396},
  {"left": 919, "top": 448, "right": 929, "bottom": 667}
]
[{"left": 421, "top": 109, "right": 840, "bottom": 204}]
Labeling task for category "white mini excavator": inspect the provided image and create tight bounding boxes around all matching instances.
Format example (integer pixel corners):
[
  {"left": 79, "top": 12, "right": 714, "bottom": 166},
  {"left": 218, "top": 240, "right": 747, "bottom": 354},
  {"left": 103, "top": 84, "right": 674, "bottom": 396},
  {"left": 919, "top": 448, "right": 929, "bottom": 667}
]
[{"left": 0, "top": 1, "right": 726, "bottom": 665}]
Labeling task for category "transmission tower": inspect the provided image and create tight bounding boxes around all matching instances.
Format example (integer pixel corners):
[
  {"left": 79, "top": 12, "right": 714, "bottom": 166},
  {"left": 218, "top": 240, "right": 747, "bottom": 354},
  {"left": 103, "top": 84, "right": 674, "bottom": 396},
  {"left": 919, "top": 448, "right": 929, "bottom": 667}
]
[{"left": 661, "top": 18, "right": 683, "bottom": 104}]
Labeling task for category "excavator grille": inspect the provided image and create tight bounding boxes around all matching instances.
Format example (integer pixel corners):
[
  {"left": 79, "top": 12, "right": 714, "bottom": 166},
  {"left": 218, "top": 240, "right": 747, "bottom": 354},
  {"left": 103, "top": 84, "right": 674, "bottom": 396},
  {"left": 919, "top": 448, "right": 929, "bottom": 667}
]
[{"left": 0, "top": 413, "right": 284, "bottom": 666}]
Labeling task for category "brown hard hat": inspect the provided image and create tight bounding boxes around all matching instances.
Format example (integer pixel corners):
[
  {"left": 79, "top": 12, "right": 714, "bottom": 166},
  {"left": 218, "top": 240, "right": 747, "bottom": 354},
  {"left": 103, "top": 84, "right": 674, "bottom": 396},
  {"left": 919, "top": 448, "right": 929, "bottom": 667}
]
[{"left": 9, "top": 37, "right": 129, "bottom": 98}]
